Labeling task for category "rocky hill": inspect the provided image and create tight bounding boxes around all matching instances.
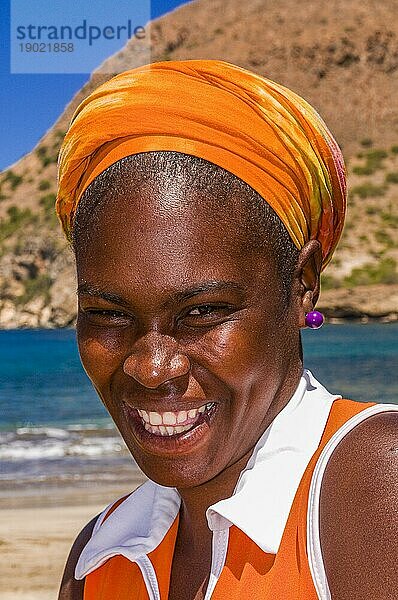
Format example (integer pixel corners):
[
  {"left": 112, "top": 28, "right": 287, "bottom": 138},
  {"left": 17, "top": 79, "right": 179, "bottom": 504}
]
[{"left": 0, "top": 0, "right": 397, "bottom": 327}]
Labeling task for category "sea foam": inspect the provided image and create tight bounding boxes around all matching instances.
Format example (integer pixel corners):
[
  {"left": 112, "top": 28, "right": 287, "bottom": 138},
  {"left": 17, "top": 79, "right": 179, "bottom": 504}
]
[{"left": 0, "top": 425, "right": 126, "bottom": 462}]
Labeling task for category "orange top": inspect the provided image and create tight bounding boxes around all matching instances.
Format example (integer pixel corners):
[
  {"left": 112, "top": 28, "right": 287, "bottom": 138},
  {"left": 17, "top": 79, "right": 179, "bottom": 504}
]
[{"left": 83, "top": 398, "right": 373, "bottom": 599}]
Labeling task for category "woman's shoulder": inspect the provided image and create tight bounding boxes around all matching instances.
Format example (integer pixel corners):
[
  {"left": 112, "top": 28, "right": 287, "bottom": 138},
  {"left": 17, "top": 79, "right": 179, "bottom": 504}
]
[
  {"left": 320, "top": 407, "right": 398, "bottom": 599},
  {"left": 58, "top": 514, "right": 99, "bottom": 600},
  {"left": 57, "top": 488, "right": 144, "bottom": 600}
]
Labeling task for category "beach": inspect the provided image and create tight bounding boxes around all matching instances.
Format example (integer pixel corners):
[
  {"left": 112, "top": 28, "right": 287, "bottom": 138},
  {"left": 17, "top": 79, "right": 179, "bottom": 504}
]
[
  {"left": 0, "top": 478, "right": 146, "bottom": 600},
  {"left": 0, "top": 502, "right": 99, "bottom": 600}
]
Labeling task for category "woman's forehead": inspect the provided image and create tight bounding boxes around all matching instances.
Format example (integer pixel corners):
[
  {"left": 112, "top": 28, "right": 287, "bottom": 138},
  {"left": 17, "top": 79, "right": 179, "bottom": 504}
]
[
  {"left": 78, "top": 190, "right": 264, "bottom": 264},
  {"left": 75, "top": 172, "right": 263, "bottom": 252},
  {"left": 74, "top": 185, "right": 280, "bottom": 302}
]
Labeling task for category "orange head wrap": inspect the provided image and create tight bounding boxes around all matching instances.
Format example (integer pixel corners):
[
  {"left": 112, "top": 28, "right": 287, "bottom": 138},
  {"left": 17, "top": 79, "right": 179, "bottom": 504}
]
[{"left": 56, "top": 59, "right": 346, "bottom": 269}]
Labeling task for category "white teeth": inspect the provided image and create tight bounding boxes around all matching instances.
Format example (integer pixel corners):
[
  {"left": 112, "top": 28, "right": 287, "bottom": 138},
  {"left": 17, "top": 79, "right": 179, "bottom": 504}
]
[
  {"left": 136, "top": 402, "right": 216, "bottom": 436},
  {"left": 144, "top": 422, "right": 160, "bottom": 435},
  {"left": 149, "top": 411, "right": 162, "bottom": 426},
  {"left": 176, "top": 424, "right": 193, "bottom": 434},
  {"left": 143, "top": 422, "right": 197, "bottom": 436},
  {"left": 177, "top": 410, "right": 187, "bottom": 424},
  {"left": 163, "top": 412, "right": 177, "bottom": 425}
]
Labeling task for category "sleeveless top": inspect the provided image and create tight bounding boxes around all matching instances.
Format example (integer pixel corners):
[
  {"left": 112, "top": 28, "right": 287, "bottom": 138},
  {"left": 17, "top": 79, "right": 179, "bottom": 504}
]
[{"left": 75, "top": 370, "right": 398, "bottom": 599}]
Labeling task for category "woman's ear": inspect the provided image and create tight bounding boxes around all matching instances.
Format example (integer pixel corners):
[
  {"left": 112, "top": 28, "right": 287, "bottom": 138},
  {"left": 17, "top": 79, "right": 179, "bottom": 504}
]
[{"left": 294, "top": 240, "right": 322, "bottom": 327}]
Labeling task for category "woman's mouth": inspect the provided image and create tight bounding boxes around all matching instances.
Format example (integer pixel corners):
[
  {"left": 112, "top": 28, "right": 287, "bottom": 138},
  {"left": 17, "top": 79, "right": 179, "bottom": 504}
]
[
  {"left": 122, "top": 401, "right": 218, "bottom": 455},
  {"left": 136, "top": 403, "right": 216, "bottom": 436}
]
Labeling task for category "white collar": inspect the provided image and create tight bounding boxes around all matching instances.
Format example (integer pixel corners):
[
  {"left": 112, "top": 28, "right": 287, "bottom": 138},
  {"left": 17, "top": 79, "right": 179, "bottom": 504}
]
[{"left": 76, "top": 369, "right": 340, "bottom": 579}]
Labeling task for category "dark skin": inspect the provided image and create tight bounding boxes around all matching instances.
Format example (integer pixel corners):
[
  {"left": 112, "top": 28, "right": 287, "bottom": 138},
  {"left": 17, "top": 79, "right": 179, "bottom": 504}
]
[
  {"left": 58, "top": 178, "right": 397, "bottom": 600},
  {"left": 58, "top": 516, "right": 97, "bottom": 600},
  {"left": 321, "top": 411, "right": 398, "bottom": 600}
]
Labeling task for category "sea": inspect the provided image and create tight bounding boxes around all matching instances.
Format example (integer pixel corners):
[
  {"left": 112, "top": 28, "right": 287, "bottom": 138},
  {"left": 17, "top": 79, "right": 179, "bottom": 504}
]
[{"left": 1, "top": 324, "right": 397, "bottom": 494}]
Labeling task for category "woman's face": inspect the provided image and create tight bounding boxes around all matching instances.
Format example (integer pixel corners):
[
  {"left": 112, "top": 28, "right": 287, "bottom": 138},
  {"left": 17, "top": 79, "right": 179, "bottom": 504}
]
[{"left": 75, "top": 179, "right": 305, "bottom": 489}]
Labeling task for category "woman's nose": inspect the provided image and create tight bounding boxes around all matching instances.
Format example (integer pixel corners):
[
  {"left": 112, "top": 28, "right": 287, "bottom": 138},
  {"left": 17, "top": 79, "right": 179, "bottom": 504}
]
[{"left": 123, "top": 331, "right": 191, "bottom": 389}]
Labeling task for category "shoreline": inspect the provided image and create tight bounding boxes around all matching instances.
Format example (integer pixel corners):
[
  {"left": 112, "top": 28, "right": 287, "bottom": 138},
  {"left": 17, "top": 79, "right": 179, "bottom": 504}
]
[{"left": 0, "top": 471, "right": 147, "bottom": 510}]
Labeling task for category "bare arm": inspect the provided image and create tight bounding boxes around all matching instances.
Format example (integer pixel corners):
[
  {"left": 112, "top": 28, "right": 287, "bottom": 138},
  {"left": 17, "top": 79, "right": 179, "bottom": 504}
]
[
  {"left": 58, "top": 515, "right": 98, "bottom": 600},
  {"left": 320, "top": 411, "right": 398, "bottom": 600}
]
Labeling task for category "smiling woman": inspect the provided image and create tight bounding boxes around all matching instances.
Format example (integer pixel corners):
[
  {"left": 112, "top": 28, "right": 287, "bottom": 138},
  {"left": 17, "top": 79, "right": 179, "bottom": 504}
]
[
  {"left": 56, "top": 60, "right": 398, "bottom": 600},
  {"left": 73, "top": 151, "right": 304, "bottom": 493}
]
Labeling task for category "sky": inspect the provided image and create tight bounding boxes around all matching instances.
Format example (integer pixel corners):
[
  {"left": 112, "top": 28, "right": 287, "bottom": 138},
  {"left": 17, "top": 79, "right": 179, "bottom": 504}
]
[{"left": 0, "top": 1, "right": 192, "bottom": 171}]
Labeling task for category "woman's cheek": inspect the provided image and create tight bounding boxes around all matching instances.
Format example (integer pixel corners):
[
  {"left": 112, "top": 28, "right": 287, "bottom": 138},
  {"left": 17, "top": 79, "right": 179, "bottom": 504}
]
[
  {"left": 76, "top": 322, "right": 127, "bottom": 388},
  {"left": 191, "top": 321, "right": 262, "bottom": 379}
]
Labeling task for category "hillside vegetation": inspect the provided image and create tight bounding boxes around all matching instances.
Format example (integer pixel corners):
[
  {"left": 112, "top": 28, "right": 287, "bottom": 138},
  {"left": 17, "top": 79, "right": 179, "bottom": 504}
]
[{"left": 0, "top": 0, "right": 397, "bottom": 327}]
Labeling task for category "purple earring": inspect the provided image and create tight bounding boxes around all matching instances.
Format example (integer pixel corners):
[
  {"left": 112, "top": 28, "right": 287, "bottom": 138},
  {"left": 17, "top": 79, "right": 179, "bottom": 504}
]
[{"left": 305, "top": 310, "right": 324, "bottom": 329}]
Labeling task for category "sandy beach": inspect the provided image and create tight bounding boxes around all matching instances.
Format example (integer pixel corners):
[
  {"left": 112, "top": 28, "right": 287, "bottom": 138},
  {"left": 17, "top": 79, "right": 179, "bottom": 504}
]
[{"left": 0, "top": 478, "right": 146, "bottom": 600}]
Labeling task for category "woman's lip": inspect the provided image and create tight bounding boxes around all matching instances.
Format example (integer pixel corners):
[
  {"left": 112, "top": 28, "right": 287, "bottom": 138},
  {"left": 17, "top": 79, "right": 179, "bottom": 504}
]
[
  {"left": 125, "top": 399, "right": 216, "bottom": 412},
  {"left": 122, "top": 402, "right": 219, "bottom": 456}
]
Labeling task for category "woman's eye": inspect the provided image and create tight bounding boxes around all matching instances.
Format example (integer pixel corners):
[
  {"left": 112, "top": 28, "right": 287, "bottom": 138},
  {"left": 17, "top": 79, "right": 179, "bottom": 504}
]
[
  {"left": 188, "top": 305, "right": 220, "bottom": 316},
  {"left": 81, "top": 308, "right": 132, "bottom": 324},
  {"left": 183, "top": 304, "right": 232, "bottom": 323}
]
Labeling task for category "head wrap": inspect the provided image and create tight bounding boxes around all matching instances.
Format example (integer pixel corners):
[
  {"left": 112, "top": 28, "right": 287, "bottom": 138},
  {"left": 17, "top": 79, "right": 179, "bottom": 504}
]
[{"left": 56, "top": 59, "right": 346, "bottom": 269}]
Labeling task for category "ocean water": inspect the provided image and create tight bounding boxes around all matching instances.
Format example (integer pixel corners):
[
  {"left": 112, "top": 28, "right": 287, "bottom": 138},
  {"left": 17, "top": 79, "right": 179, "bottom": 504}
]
[{"left": 1, "top": 325, "right": 397, "bottom": 489}]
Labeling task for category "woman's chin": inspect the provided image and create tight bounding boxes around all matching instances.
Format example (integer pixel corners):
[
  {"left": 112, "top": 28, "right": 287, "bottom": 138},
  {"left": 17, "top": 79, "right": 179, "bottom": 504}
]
[
  {"left": 133, "top": 451, "right": 222, "bottom": 490},
  {"left": 115, "top": 402, "right": 227, "bottom": 487}
]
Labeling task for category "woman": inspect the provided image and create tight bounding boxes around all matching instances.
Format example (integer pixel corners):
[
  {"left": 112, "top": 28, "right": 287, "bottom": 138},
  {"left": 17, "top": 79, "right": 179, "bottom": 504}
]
[{"left": 56, "top": 60, "right": 397, "bottom": 600}]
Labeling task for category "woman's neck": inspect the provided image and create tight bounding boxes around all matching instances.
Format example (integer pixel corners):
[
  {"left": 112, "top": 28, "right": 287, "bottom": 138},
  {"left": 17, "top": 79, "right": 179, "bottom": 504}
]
[
  {"left": 176, "top": 445, "right": 252, "bottom": 548},
  {"left": 175, "top": 365, "right": 303, "bottom": 545}
]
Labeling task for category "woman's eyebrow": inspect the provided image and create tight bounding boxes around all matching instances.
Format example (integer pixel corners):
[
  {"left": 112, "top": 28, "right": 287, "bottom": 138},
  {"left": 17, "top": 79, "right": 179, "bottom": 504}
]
[
  {"left": 76, "top": 281, "right": 245, "bottom": 308},
  {"left": 76, "top": 283, "right": 130, "bottom": 308},
  {"left": 171, "top": 281, "right": 245, "bottom": 304}
]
